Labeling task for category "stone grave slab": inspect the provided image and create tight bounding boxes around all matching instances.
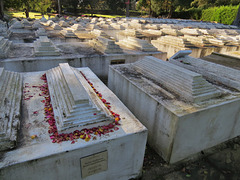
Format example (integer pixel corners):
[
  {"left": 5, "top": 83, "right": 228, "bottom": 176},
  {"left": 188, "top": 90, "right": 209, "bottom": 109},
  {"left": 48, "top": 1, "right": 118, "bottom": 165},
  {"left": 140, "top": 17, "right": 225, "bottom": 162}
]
[{"left": 0, "top": 67, "right": 22, "bottom": 151}]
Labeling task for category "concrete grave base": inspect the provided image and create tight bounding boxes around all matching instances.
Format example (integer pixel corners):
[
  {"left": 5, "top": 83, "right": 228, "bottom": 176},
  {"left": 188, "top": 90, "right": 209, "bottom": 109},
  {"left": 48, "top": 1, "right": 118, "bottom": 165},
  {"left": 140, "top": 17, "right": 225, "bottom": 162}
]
[
  {"left": 1, "top": 52, "right": 167, "bottom": 81},
  {"left": 108, "top": 56, "right": 240, "bottom": 164}
]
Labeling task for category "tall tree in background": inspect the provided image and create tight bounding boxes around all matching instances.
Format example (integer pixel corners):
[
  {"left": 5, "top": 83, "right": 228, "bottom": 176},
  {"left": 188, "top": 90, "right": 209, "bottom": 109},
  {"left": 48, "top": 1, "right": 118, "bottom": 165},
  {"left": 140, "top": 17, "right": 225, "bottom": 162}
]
[
  {"left": 106, "top": 0, "right": 125, "bottom": 13},
  {"left": 233, "top": 4, "right": 240, "bottom": 26},
  {"left": 0, "top": 0, "right": 4, "bottom": 20},
  {"left": 137, "top": 0, "right": 193, "bottom": 18},
  {"left": 79, "top": 0, "right": 99, "bottom": 16},
  {"left": 35, "top": 0, "right": 52, "bottom": 16}
]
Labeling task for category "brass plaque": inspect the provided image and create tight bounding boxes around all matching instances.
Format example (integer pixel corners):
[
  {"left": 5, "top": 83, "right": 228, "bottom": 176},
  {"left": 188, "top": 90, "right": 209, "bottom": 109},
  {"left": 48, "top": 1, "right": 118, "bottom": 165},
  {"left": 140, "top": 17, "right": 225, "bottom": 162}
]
[{"left": 80, "top": 151, "right": 108, "bottom": 178}]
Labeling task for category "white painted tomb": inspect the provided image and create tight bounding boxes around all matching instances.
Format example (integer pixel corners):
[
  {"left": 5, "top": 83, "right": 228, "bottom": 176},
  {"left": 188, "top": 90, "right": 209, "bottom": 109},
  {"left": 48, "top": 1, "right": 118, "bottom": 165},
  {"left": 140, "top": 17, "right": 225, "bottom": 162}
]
[
  {"left": 170, "top": 50, "right": 240, "bottom": 91},
  {"left": 60, "top": 29, "right": 77, "bottom": 38},
  {"left": 89, "top": 36, "right": 123, "bottom": 54},
  {"left": 59, "top": 20, "right": 70, "bottom": 27},
  {"left": 202, "top": 52, "right": 240, "bottom": 70},
  {"left": 108, "top": 55, "right": 240, "bottom": 163},
  {"left": 118, "top": 37, "right": 158, "bottom": 52},
  {"left": 0, "top": 64, "right": 147, "bottom": 180},
  {"left": 51, "top": 23, "right": 63, "bottom": 30},
  {"left": 71, "top": 24, "right": 85, "bottom": 32},
  {"left": 35, "top": 28, "right": 47, "bottom": 37}
]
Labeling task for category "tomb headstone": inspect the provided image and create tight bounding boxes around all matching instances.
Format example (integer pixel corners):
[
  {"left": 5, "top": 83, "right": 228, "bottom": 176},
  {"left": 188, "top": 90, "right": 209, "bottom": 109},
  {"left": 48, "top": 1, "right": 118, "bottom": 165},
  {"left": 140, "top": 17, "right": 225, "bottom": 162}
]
[
  {"left": 33, "top": 36, "right": 60, "bottom": 56},
  {"left": 161, "top": 28, "right": 183, "bottom": 36},
  {"left": 10, "top": 21, "right": 24, "bottom": 29},
  {"left": 180, "top": 28, "right": 203, "bottom": 36},
  {"left": 60, "top": 29, "right": 77, "bottom": 38},
  {"left": 40, "top": 16, "right": 47, "bottom": 22},
  {"left": 46, "top": 63, "right": 113, "bottom": 132},
  {"left": 71, "top": 24, "right": 85, "bottom": 31},
  {"left": 35, "top": 28, "right": 47, "bottom": 37},
  {"left": 170, "top": 50, "right": 240, "bottom": 91},
  {"left": 118, "top": 37, "right": 158, "bottom": 52},
  {"left": 89, "top": 36, "right": 123, "bottom": 54},
  {"left": 59, "top": 20, "right": 70, "bottom": 27},
  {"left": 51, "top": 23, "right": 63, "bottom": 30}
]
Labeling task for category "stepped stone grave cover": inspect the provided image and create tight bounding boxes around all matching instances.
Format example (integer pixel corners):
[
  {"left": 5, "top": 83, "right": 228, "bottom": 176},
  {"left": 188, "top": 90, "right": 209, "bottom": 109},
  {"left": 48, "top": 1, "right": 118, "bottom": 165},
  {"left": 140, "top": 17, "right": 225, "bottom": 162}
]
[{"left": 0, "top": 64, "right": 147, "bottom": 180}]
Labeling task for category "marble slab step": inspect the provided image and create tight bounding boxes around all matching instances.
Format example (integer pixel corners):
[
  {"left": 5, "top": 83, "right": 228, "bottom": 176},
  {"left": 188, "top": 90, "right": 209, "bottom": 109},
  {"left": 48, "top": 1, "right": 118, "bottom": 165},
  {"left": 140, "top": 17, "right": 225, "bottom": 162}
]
[
  {"left": 170, "top": 50, "right": 240, "bottom": 91},
  {"left": 133, "top": 56, "right": 221, "bottom": 103},
  {"left": 47, "top": 67, "right": 73, "bottom": 117},
  {"left": 46, "top": 63, "right": 113, "bottom": 132},
  {"left": 0, "top": 69, "right": 22, "bottom": 151}
]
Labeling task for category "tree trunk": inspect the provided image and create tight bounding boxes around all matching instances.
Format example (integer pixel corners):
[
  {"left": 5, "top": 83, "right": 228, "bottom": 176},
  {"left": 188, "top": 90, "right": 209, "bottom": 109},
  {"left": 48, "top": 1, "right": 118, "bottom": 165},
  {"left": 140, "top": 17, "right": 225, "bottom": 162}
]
[
  {"left": 58, "top": 0, "right": 61, "bottom": 15},
  {"left": 25, "top": 8, "right": 29, "bottom": 18},
  {"left": 233, "top": 5, "right": 240, "bottom": 27},
  {"left": 166, "top": 0, "right": 174, "bottom": 18},
  {"left": 167, "top": 5, "right": 173, "bottom": 18},
  {"left": 149, "top": 0, "right": 152, "bottom": 17},
  {"left": 126, "top": 0, "right": 130, "bottom": 17},
  {"left": 0, "top": 0, "right": 4, "bottom": 20}
]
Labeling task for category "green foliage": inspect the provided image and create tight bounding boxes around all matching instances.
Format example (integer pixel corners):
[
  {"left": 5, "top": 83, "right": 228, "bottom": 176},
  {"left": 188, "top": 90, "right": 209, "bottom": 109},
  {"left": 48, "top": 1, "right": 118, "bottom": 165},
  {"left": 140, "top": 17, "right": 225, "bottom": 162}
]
[
  {"left": 201, "top": 5, "right": 239, "bottom": 24},
  {"left": 35, "top": 0, "right": 52, "bottom": 15},
  {"left": 173, "top": 7, "right": 202, "bottom": 20},
  {"left": 136, "top": 0, "right": 194, "bottom": 17},
  {"left": 191, "top": 0, "right": 239, "bottom": 8}
]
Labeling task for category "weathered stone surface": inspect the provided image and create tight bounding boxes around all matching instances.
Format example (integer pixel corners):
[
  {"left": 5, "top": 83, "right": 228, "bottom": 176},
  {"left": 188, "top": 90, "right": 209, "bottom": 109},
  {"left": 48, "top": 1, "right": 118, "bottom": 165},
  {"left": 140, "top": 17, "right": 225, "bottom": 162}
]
[
  {"left": 89, "top": 36, "right": 123, "bottom": 54},
  {"left": 33, "top": 36, "right": 60, "bottom": 56},
  {"left": 133, "top": 56, "right": 221, "bottom": 102},
  {"left": 32, "top": 22, "right": 42, "bottom": 29},
  {"left": 152, "top": 35, "right": 193, "bottom": 48},
  {"left": 184, "top": 35, "right": 212, "bottom": 47},
  {"left": 91, "top": 29, "right": 110, "bottom": 39},
  {"left": 9, "top": 21, "right": 24, "bottom": 29},
  {"left": 46, "top": 63, "right": 113, "bottom": 132},
  {"left": 0, "top": 36, "right": 12, "bottom": 58},
  {"left": 35, "top": 28, "right": 47, "bottom": 37},
  {"left": 59, "top": 20, "right": 70, "bottom": 27},
  {"left": 86, "top": 23, "right": 100, "bottom": 30},
  {"left": 51, "top": 23, "right": 63, "bottom": 30},
  {"left": 0, "top": 68, "right": 22, "bottom": 151},
  {"left": 71, "top": 24, "right": 85, "bottom": 31},
  {"left": 170, "top": 50, "right": 240, "bottom": 91},
  {"left": 119, "top": 29, "right": 144, "bottom": 38},
  {"left": 118, "top": 37, "right": 158, "bottom": 52},
  {"left": 40, "top": 16, "right": 47, "bottom": 22},
  {"left": 21, "top": 19, "right": 31, "bottom": 26},
  {"left": 161, "top": 28, "right": 183, "bottom": 36},
  {"left": 180, "top": 28, "right": 203, "bottom": 36},
  {"left": 108, "top": 52, "right": 240, "bottom": 164},
  {"left": 60, "top": 29, "right": 77, "bottom": 38}
]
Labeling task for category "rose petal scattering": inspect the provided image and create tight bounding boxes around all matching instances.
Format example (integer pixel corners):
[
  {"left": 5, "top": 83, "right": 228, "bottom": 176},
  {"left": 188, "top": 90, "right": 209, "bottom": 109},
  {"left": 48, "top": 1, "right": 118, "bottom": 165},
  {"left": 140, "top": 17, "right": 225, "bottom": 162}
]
[
  {"left": 39, "top": 72, "right": 121, "bottom": 144},
  {"left": 80, "top": 71, "right": 121, "bottom": 123},
  {"left": 31, "top": 135, "right": 37, "bottom": 139}
]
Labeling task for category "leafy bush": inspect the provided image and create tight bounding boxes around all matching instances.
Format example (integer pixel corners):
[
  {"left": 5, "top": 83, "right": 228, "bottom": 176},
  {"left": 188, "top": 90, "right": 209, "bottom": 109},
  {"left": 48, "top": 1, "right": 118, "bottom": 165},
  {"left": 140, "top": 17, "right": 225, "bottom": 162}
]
[
  {"left": 172, "top": 8, "right": 202, "bottom": 20},
  {"left": 201, "top": 5, "right": 239, "bottom": 24}
]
